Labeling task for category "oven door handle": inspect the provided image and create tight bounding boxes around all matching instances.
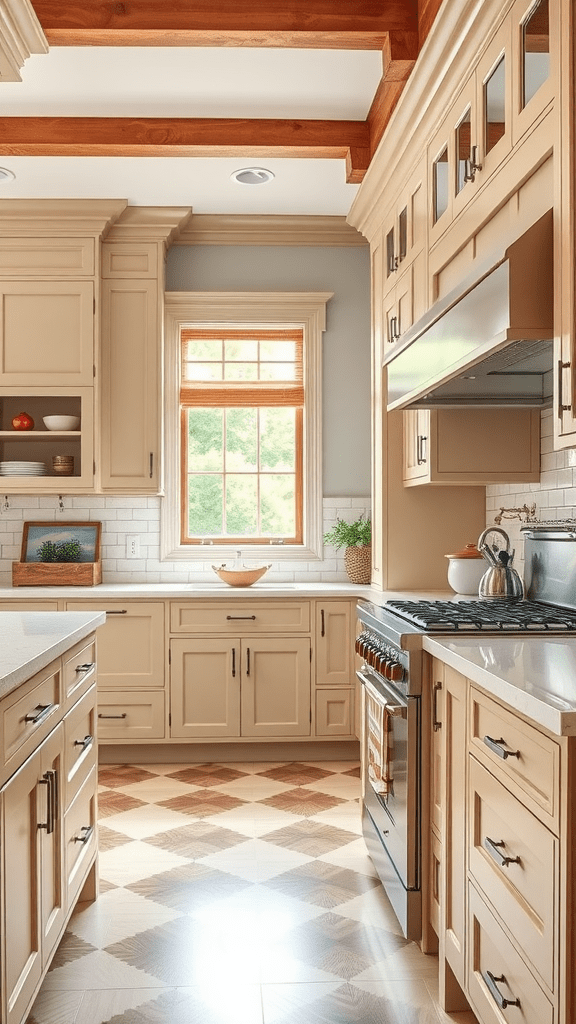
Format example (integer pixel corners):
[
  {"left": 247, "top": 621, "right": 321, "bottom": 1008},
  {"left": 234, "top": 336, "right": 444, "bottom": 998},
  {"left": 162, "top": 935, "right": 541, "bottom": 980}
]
[{"left": 357, "top": 668, "right": 407, "bottom": 714}]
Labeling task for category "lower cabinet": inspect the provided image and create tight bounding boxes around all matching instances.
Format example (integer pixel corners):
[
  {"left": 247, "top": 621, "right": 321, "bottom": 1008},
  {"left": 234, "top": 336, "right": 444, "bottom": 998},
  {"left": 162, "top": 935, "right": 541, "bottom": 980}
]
[
  {"left": 0, "top": 645, "right": 98, "bottom": 1024},
  {"left": 170, "top": 636, "right": 311, "bottom": 738},
  {"left": 426, "top": 656, "right": 568, "bottom": 1024}
]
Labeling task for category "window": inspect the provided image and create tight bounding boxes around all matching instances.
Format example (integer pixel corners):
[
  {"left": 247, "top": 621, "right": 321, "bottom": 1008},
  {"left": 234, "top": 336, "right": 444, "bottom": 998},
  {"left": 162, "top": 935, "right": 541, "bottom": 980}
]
[
  {"left": 162, "top": 292, "right": 331, "bottom": 562},
  {"left": 180, "top": 328, "right": 304, "bottom": 545}
]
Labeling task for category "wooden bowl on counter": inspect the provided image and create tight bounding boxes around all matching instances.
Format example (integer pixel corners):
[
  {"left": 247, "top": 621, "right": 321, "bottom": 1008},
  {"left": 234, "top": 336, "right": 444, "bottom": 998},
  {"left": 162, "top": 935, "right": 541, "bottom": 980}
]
[{"left": 212, "top": 564, "right": 272, "bottom": 587}]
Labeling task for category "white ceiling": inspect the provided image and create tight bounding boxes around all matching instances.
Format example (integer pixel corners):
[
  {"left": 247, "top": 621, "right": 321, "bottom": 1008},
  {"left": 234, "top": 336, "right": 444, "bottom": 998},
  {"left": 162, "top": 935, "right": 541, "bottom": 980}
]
[{"left": 0, "top": 46, "right": 383, "bottom": 214}]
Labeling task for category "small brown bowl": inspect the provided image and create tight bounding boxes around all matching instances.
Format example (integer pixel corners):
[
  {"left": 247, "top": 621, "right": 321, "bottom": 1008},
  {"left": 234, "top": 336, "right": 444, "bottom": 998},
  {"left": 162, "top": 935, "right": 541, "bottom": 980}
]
[{"left": 212, "top": 564, "right": 271, "bottom": 587}]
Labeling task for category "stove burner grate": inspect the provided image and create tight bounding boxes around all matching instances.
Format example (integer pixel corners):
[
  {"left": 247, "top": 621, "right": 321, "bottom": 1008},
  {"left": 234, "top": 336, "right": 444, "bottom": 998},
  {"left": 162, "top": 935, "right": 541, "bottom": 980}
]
[{"left": 386, "top": 599, "right": 576, "bottom": 632}]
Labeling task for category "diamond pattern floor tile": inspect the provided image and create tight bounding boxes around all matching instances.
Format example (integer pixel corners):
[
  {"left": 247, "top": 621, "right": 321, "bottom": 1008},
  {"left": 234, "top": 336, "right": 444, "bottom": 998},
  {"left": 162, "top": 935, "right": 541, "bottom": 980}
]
[{"left": 26, "top": 760, "right": 452, "bottom": 1024}]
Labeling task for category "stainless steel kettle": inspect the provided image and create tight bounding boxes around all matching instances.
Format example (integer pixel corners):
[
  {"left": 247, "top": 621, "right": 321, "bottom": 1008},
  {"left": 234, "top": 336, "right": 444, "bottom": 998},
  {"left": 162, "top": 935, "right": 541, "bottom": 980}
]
[{"left": 477, "top": 527, "right": 524, "bottom": 599}]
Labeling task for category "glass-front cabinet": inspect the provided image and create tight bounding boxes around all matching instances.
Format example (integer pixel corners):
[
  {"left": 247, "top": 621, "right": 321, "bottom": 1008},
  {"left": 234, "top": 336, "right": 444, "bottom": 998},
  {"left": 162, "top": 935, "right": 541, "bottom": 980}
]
[{"left": 429, "top": 0, "right": 551, "bottom": 242}]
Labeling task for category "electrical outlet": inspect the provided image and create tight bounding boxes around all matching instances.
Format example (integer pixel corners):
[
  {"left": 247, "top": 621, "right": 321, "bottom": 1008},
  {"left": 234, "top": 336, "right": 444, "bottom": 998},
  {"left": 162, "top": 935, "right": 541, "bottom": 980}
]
[{"left": 126, "top": 535, "right": 140, "bottom": 558}]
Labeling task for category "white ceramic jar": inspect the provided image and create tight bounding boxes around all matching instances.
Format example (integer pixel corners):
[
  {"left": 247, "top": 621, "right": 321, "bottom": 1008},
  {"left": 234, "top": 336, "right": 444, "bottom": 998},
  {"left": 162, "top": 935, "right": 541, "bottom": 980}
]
[{"left": 445, "top": 543, "right": 486, "bottom": 595}]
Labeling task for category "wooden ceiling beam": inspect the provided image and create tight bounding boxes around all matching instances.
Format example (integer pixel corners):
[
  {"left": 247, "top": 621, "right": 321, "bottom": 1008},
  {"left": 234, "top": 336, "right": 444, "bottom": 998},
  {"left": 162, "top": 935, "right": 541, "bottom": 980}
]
[
  {"left": 30, "top": 0, "right": 418, "bottom": 48},
  {"left": 0, "top": 116, "right": 371, "bottom": 181}
]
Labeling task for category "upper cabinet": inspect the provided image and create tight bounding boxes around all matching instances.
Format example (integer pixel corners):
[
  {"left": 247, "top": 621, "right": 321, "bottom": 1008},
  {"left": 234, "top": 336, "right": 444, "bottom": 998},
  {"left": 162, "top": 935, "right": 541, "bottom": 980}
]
[
  {"left": 381, "top": 158, "right": 427, "bottom": 355},
  {"left": 555, "top": 0, "right": 576, "bottom": 448}
]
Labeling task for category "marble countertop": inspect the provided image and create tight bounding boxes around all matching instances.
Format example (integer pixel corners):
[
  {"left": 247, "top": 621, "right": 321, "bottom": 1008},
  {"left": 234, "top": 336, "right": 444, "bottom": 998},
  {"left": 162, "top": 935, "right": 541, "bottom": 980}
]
[
  {"left": 0, "top": 583, "right": 459, "bottom": 601},
  {"left": 423, "top": 634, "right": 576, "bottom": 737},
  {"left": 0, "top": 611, "right": 106, "bottom": 701}
]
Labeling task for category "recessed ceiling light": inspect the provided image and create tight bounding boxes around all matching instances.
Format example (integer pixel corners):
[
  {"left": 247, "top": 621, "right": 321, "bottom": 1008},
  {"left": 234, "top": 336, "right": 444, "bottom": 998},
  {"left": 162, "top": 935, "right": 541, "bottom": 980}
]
[
  {"left": 230, "top": 167, "right": 275, "bottom": 185},
  {"left": 0, "top": 168, "right": 15, "bottom": 183}
]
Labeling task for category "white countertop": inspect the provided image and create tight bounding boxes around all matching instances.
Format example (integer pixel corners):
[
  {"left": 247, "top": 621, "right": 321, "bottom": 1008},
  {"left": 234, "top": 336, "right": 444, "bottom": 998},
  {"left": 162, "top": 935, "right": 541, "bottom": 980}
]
[
  {"left": 0, "top": 611, "right": 106, "bottom": 701},
  {"left": 0, "top": 583, "right": 459, "bottom": 601},
  {"left": 423, "top": 634, "right": 576, "bottom": 737}
]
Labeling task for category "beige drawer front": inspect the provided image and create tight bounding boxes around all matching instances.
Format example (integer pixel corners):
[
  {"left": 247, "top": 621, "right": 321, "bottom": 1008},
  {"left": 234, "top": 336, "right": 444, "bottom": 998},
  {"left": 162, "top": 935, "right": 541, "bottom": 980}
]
[
  {"left": 315, "top": 688, "right": 354, "bottom": 736},
  {"left": 467, "top": 883, "right": 554, "bottom": 1024},
  {"left": 97, "top": 690, "right": 165, "bottom": 740},
  {"left": 170, "top": 600, "right": 310, "bottom": 634},
  {"left": 469, "top": 686, "right": 559, "bottom": 828},
  {"left": 1, "top": 659, "right": 62, "bottom": 780},
  {"left": 468, "top": 755, "right": 557, "bottom": 992},
  {"left": 63, "top": 634, "right": 97, "bottom": 706},
  {"left": 64, "top": 766, "right": 98, "bottom": 910},
  {"left": 64, "top": 685, "right": 97, "bottom": 810}
]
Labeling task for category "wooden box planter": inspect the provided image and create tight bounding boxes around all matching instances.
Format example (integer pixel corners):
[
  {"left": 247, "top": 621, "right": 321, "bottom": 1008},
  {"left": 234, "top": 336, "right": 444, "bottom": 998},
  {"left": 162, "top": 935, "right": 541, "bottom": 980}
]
[
  {"left": 12, "top": 521, "right": 102, "bottom": 586},
  {"left": 12, "top": 561, "right": 101, "bottom": 586}
]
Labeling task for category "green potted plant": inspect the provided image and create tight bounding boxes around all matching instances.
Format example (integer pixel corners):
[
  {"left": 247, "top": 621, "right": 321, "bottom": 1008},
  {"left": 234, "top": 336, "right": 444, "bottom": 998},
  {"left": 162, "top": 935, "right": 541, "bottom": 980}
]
[{"left": 324, "top": 513, "right": 371, "bottom": 583}]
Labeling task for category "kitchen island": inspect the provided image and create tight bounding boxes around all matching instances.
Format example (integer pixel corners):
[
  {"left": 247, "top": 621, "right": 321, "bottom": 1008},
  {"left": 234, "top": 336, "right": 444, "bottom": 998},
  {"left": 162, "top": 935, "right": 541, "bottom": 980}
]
[{"left": 0, "top": 610, "right": 104, "bottom": 1024}]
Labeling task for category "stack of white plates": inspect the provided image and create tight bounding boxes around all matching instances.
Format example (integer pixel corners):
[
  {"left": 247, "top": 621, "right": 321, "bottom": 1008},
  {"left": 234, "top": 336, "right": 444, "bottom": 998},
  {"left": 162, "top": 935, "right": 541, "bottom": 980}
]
[{"left": 0, "top": 461, "right": 47, "bottom": 476}]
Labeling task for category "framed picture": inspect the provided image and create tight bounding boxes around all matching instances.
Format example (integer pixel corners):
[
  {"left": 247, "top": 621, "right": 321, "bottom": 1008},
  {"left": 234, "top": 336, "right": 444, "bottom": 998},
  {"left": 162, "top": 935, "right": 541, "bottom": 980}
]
[{"left": 20, "top": 522, "right": 102, "bottom": 564}]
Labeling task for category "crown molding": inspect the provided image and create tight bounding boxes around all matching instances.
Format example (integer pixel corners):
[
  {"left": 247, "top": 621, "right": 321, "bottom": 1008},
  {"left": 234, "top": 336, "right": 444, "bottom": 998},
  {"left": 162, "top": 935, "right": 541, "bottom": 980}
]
[
  {"left": 104, "top": 205, "right": 194, "bottom": 248},
  {"left": 0, "top": 198, "right": 128, "bottom": 236},
  {"left": 175, "top": 214, "right": 367, "bottom": 247},
  {"left": 0, "top": 0, "right": 47, "bottom": 81}
]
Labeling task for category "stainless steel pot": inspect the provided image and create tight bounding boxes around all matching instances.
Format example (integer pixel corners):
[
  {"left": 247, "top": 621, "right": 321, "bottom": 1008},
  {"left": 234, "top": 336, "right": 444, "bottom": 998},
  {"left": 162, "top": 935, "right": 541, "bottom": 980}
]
[{"left": 477, "top": 527, "right": 524, "bottom": 599}]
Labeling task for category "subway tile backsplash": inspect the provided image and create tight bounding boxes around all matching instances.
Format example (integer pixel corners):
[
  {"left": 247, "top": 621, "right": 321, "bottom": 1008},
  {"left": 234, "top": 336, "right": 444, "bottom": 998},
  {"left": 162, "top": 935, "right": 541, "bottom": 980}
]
[
  {"left": 486, "top": 409, "right": 576, "bottom": 574},
  {"left": 0, "top": 495, "right": 370, "bottom": 586}
]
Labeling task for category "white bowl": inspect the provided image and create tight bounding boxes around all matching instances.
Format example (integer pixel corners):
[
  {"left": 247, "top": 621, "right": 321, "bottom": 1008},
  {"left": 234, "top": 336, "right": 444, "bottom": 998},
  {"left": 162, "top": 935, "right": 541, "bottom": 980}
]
[{"left": 43, "top": 415, "right": 80, "bottom": 431}]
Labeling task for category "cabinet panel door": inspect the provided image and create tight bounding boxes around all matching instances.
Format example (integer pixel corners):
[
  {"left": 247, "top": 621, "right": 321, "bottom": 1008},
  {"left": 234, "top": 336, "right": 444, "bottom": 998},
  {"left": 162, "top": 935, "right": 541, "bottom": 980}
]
[
  {"left": 440, "top": 666, "right": 467, "bottom": 994},
  {"left": 315, "top": 688, "right": 354, "bottom": 736},
  {"left": 100, "top": 278, "right": 160, "bottom": 491},
  {"left": 65, "top": 602, "right": 165, "bottom": 690},
  {"left": 1, "top": 749, "right": 43, "bottom": 1024},
  {"left": 39, "top": 727, "right": 66, "bottom": 968},
  {"left": 316, "top": 601, "right": 352, "bottom": 685},
  {"left": 241, "top": 638, "right": 311, "bottom": 737},
  {"left": 170, "top": 638, "right": 240, "bottom": 738},
  {"left": 403, "top": 409, "right": 430, "bottom": 483},
  {"left": 0, "top": 281, "right": 94, "bottom": 386}
]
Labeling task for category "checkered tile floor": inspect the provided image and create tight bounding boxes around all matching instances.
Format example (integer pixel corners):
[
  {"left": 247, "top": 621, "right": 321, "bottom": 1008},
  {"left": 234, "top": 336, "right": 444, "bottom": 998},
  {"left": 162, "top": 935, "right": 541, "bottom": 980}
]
[{"left": 26, "top": 761, "right": 477, "bottom": 1024}]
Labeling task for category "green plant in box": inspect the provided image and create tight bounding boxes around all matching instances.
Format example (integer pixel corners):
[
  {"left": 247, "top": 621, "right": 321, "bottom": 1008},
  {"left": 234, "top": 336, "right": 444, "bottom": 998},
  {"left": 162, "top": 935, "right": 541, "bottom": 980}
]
[{"left": 38, "top": 538, "right": 83, "bottom": 563}]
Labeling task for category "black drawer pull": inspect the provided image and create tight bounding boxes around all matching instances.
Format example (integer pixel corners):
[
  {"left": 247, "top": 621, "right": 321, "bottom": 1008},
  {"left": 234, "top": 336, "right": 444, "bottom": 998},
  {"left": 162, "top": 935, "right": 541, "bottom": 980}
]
[
  {"left": 24, "top": 703, "right": 56, "bottom": 725},
  {"left": 74, "top": 734, "right": 94, "bottom": 751},
  {"left": 432, "top": 681, "right": 442, "bottom": 731},
  {"left": 484, "top": 836, "right": 521, "bottom": 868},
  {"left": 74, "top": 825, "right": 94, "bottom": 844},
  {"left": 75, "top": 662, "right": 95, "bottom": 674},
  {"left": 483, "top": 735, "right": 520, "bottom": 760},
  {"left": 226, "top": 615, "right": 256, "bottom": 620},
  {"left": 106, "top": 610, "right": 128, "bottom": 615},
  {"left": 98, "top": 712, "right": 127, "bottom": 719},
  {"left": 483, "top": 970, "right": 520, "bottom": 1010}
]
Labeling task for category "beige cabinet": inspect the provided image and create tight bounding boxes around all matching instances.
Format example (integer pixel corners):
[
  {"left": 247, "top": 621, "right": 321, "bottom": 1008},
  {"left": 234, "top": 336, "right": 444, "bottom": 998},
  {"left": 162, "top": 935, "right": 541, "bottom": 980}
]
[
  {"left": 0, "top": 636, "right": 98, "bottom": 1024},
  {"left": 0, "top": 280, "right": 94, "bottom": 388},
  {"left": 170, "top": 636, "right": 311, "bottom": 739},
  {"left": 65, "top": 601, "right": 165, "bottom": 690},
  {"left": 403, "top": 407, "right": 541, "bottom": 486},
  {"left": 100, "top": 276, "right": 160, "bottom": 492},
  {"left": 0, "top": 386, "right": 94, "bottom": 491},
  {"left": 556, "top": 0, "right": 576, "bottom": 448},
  {"left": 314, "top": 600, "right": 355, "bottom": 738}
]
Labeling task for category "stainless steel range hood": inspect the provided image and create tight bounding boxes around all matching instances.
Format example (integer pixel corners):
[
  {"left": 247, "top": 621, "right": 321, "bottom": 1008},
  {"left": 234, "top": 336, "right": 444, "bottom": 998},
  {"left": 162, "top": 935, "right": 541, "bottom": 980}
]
[{"left": 386, "top": 211, "right": 553, "bottom": 410}]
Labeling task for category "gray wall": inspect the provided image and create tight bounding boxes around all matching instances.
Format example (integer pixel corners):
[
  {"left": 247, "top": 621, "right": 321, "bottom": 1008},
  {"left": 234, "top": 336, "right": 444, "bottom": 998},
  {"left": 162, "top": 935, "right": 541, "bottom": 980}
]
[{"left": 166, "top": 244, "right": 371, "bottom": 496}]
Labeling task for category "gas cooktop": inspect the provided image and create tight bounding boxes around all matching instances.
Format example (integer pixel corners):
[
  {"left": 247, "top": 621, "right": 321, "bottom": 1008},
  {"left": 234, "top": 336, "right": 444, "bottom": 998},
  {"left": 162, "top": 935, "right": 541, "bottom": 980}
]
[{"left": 386, "top": 599, "right": 576, "bottom": 632}]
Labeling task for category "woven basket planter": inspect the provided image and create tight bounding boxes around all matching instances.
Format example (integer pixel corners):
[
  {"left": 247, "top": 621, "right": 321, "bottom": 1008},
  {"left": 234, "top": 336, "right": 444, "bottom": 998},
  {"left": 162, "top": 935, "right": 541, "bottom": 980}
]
[{"left": 344, "top": 545, "right": 371, "bottom": 584}]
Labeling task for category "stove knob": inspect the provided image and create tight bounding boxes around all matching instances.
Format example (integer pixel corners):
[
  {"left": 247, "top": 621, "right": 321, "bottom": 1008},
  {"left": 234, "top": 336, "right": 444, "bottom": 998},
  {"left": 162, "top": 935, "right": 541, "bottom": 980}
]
[
  {"left": 375, "top": 652, "right": 387, "bottom": 675},
  {"left": 388, "top": 661, "right": 404, "bottom": 683}
]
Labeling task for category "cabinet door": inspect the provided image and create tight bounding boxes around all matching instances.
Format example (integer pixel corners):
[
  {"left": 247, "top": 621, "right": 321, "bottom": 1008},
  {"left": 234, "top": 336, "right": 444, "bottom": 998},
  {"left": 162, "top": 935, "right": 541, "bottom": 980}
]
[
  {"left": 1, "top": 725, "right": 65, "bottom": 1024},
  {"left": 241, "top": 638, "right": 311, "bottom": 737},
  {"left": 315, "top": 688, "right": 354, "bottom": 737},
  {"left": 439, "top": 666, "right": 468, "bottom": 1006},
  {"left": 65, "top": 601, "right": 165, "bottom": 690},
  {"left": 170, "top": 638, "right": 240, "bottom": 738},
  {"left": 100, "top": 278, "right": 160, "bottom": 491},
  {"left": 316, "top": 601, "right": 352, "bottom": 685},
  {"left": 476, "top": 17, "right": 513, "bottom": 181},
  {"left": 0, "top": 281, "right": 94, "bottom": 387},
  {"left": 403, "top": 409, "right": 430, "bottom": 483}
]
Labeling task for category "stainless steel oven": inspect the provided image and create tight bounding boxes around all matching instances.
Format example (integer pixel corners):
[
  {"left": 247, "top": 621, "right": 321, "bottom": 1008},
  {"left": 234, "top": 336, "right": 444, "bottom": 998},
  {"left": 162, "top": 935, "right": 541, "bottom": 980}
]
[{"left": 355, "top": 521, "right": 576, "bottom": 942}]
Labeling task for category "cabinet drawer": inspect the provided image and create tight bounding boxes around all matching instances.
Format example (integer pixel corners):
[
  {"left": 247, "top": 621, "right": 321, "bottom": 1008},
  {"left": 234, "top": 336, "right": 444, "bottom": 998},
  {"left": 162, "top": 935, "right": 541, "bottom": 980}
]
[
  {"left": 1, "top": 659, "right": 62, "bottom": 779},
  {"left": 468, "top": 755, "right": 557, "bottom": 991},
  {"left": 64, "top": 685, "right": 97, "bottom": 810},
  {"left": 170, "top": 600, "right": 310, "bottom": 634},
  {"left": 63, "top": 634, "right": 97, "bottom": 706},
  {"left": 469, "top": 686, "right": 559, "bottom": 828},
  {"left": 64, "top": 765, "right": 97, "bottom": 909},
  {"left": 467, "top": 883, "right": 554, "bottom": 1024},
  {"left": 97, "top": 690, "right": 165, "bottom": 740}
]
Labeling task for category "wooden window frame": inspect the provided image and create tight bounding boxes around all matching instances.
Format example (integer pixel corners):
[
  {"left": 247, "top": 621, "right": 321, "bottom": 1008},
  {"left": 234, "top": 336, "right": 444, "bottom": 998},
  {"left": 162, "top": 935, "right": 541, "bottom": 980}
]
[{"left": 162, "top": 291, "right": 332, "bottom": 563}]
